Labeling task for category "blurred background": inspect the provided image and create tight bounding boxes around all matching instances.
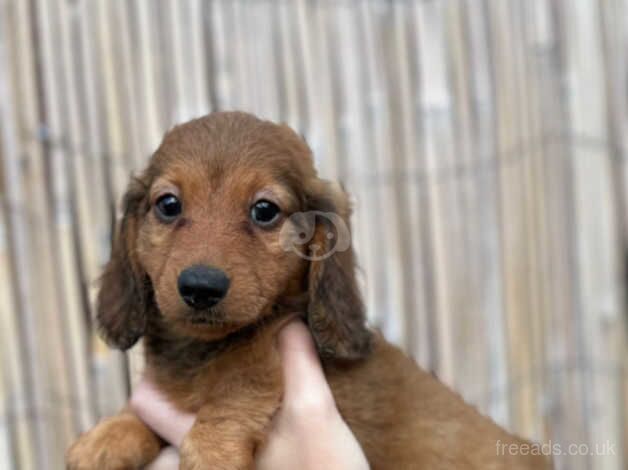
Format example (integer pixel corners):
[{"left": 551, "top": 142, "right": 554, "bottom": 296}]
[{"left": 0, "top": 0, "right": 627, "bottom": 469}]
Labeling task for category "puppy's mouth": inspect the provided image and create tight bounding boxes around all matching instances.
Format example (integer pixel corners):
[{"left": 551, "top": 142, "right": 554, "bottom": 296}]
[{"left": 185, "top": 308, "right": 227, "bottom": 325}]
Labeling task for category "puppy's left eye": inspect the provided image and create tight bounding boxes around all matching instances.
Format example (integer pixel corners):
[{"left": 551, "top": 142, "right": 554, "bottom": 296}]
[
  {"left": 155, "top": 194, "right": 182, "bottom": 222},
  {"left": 250, "top": 200, "right": 281, "bottom": 226}
]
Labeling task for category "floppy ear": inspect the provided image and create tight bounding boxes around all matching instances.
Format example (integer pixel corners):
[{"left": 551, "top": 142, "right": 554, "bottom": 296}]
[
  {"left": 304, "top": 180, "right": 373, "bottom": 360},
  {"left": 96, "top": 177, "right": 151, "bottom": 350}
]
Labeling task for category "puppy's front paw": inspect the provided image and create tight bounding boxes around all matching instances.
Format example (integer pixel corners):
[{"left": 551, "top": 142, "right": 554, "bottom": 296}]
[{"left": 66, "top": 414, "right": 161, "bottom": 470}]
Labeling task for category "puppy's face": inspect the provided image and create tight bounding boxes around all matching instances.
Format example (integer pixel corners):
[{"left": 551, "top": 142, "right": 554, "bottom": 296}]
[
  {"left": 98, "top": 112, "right": 371, "bottom": 359},
  {"left": 137, "top": 116, "right": 313, "bottom": 339}
]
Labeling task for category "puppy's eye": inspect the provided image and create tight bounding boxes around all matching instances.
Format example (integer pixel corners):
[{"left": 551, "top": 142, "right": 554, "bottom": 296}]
[
  {"left": 250, "top": 200, "right": 280, "bottom": 227},
  {"left": 154, "top": 194, "right": 182, "bottom": 222}
]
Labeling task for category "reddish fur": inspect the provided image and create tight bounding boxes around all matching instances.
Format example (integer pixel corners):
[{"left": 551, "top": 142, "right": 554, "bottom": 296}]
[{"left": 67, "top": 112, "right": 552, "bottom": 469}]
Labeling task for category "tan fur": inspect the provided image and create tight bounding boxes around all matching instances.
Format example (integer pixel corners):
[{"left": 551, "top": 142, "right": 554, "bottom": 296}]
[{"left": 67, "top": 112, "right": 552, "bottom": 469}]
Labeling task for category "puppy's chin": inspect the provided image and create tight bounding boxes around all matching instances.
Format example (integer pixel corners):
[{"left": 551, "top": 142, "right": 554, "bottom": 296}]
[{"left": 164, "top": 302, "right": 277, "bottom": 342}]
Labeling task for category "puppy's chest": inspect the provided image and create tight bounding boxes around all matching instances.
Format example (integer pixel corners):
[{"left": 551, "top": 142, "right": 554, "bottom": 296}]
[{"left": 149, "top": 340, "right": 283, "bottom": 414}]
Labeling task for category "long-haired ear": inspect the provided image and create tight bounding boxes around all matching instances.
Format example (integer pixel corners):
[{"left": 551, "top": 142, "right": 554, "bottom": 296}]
[
  {"left": 303, "top": 180, "right": 373, "bottom": 360},
  {"left": 96, "top": 177, "right": 150, "bottom": 350}
]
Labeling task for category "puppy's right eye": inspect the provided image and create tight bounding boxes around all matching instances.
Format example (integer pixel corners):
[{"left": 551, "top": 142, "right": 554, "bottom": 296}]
[
  {"left": 154, "top": 194, "right": 182, "bottom": 223},
  {"left": 251, "top": 200, "right": 281, "bottom": 227}
]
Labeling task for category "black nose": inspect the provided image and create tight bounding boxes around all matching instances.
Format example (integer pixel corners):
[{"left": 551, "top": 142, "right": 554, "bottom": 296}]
[{"left": 178, "top": 265, "right": 230, "bottom": 310}]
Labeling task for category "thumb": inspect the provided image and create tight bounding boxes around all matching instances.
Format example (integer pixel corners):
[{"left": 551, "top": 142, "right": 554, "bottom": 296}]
[{"left": 277, "top": 320, "right": 335, "bottom": 408}]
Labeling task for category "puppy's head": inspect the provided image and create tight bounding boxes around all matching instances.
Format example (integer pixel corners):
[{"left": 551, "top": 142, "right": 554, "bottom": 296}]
[{"left": 97, "top": 111, "right": 372, "bottom": 360}]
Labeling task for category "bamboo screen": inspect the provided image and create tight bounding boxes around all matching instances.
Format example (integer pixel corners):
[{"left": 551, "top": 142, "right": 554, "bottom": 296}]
[{"left": 0, "top": 1, "right": 627, "bottom": 469}]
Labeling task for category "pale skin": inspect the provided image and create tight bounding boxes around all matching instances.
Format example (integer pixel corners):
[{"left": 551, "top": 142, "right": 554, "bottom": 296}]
[{"left": 129, "top": 320, "right": 370, "bottom": 470}]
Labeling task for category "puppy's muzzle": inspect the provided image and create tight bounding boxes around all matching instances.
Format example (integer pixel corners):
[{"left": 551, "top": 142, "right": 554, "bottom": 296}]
[{"left": 178, "top": 265, "right": 230, "bottom": 310}]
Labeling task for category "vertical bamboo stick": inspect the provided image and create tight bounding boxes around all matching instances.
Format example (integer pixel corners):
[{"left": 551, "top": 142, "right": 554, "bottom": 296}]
[{"left": 414, "top": 0, "right": 460, "bottom": 384}]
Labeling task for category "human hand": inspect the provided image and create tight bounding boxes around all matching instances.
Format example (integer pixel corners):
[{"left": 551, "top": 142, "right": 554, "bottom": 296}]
[
  {"left": 130, "top": 319, "right": 369, "bottom": 470},
  {"left": 255, "top": 319, "right": 369, "bottom": 469},
  {"left": 129, "top": 377, "right": 195, "bottom": 469}
]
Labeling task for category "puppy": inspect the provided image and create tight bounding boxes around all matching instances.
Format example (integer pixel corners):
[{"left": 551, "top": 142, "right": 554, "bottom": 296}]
[{"left": 67, "top": 112, "right": 552, "bottom": 469}]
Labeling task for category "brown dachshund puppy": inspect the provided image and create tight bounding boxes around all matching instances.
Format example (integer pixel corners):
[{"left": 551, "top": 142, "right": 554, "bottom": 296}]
[{"left": 67, "top": 112, "right": 551, "bottom": 469}]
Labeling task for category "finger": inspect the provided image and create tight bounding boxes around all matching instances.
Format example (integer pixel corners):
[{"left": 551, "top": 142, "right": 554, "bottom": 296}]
[
  {"left": 145, "top": 447, "right": 179, "bottom": 470},
  {"left": 277, "top": 319, "right": 335, "bottom": 409},
  {"left": 130, "top": 378, "right": 195, "bottom": 448}
]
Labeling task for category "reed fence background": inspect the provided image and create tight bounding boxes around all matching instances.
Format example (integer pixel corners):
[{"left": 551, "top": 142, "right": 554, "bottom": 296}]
[{"left": 0, "top": 1, "right": 627, "bottom": 469}]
